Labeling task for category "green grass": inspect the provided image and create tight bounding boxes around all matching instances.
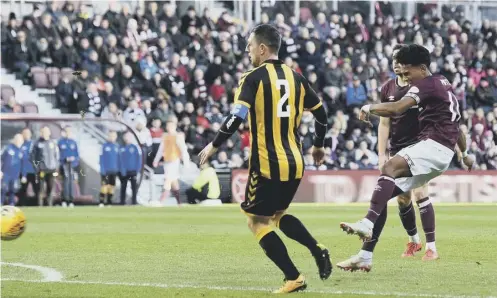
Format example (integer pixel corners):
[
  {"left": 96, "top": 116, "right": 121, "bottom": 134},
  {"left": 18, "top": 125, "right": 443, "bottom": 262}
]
[{"left": 2, "top": 204, "right": 497, "bottom": 298}]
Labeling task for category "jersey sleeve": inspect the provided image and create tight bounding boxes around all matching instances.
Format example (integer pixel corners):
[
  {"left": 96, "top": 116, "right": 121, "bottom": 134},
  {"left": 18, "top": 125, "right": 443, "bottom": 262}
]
[
  {"left": 379, "top": 81, "right": 390, "bottom": 103},
  {"left": 234, "top": 71, "right": 258, "bottom": 108},
  {"left": 302, "top": 77, "right": 322, "bottom": 111},
  {"left": 405, "top": 80, "right": 435, "bottom": 106}
]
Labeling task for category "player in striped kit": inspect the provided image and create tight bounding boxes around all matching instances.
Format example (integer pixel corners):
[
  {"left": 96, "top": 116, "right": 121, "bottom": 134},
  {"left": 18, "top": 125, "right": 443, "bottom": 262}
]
[{"left": 153, "top": 116, "right": 190, "bottom": 205}]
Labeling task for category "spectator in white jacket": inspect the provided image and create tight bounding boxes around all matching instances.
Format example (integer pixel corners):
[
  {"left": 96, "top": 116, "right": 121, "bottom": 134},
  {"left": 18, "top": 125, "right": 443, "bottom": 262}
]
[
  {"left": 122, "top": 100, "right": 145, "bottom": 128},
  {"left": 100, "top": 102, "right": 127, "bottom": 133},
  {"left": 134, "top": 116, "right": 153, "bottom": 166}
]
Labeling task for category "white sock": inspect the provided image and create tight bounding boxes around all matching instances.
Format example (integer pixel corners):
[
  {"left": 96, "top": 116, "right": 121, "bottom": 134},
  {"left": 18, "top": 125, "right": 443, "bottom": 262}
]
[
  {"left": 426, "top": 242, "right": 436, "bottom": 252},
  {"left": 409, "top": 233, "right": 421, "bottom": 244},
  {"left": 358, "top": 250, "right": 373, "bottom": 260},
  {"left": 361, "top": 218, "right": 374, "bottom": 229}
]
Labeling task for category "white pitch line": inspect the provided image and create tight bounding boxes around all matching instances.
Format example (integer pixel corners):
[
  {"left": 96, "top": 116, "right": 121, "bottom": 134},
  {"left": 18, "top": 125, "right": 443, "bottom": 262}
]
[
  {"left": 1, "top": 262, "right": 63, "bottom": 282},
  {"left": 1, "top": 278, "right": 495, "bottom": 298}
]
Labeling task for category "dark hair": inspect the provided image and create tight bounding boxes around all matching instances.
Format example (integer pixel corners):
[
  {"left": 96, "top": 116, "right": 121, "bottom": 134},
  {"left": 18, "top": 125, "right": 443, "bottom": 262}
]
[
  {"left": 251, "top": 24, "right": 281, "bottom": 53},
  {"left": 393, "top": 44, "right": 407, "bottom": 52},
  {"left": 395, "top": 44, "right": 431, "bottom": 68}
]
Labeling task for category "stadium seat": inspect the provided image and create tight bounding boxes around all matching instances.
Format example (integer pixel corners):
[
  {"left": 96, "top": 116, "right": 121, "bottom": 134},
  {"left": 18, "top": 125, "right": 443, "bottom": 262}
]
[
  {"left": 30, "top": 67, "right": 49, "bottom": 89},
  {"left": 21, "top": 101, "right": 39, "bottom": 114},
  {"left": 1, "top": 84, "right": 15, "bottom": 100},
  {"left": 61, "top": 67, "right": 75, "bottom": 81},
  {"left": 46, "top": 67, "right": 61, "bottom": 88}
]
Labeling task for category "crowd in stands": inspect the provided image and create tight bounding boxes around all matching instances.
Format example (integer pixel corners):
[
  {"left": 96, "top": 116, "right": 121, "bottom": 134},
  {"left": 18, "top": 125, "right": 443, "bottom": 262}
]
[{"left": 1, "top": 1, "right": 497, "bottom": 170}]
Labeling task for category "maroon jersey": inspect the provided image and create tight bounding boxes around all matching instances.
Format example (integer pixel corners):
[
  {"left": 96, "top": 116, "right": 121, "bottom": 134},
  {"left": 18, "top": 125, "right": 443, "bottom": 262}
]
[
  {"left": 380, "top": 78, "right": 419, "bottom": 154},
  {"left": 405, "top": 74, "right": 461, "bottom": 150}
]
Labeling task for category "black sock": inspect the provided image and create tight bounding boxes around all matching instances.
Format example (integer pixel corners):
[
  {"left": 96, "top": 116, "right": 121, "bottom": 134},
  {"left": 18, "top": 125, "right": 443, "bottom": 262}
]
[
  {"left": 106, "top": 193, "right": 113, "bottom": 205},
  {"left": 399, "top": 201, "right": 417, "bottom": 236},
  {"left": 99, "top": 192, "right": 105, "bottom": 204},
  {"left": 259, "top": 231, "right": 300, "bottom": 280},
  {"left": 278, "top": 214, "right": 320, "bottom": 256},
  {"left": 362, "top": 206, "right": 388, "bottom": 252}
]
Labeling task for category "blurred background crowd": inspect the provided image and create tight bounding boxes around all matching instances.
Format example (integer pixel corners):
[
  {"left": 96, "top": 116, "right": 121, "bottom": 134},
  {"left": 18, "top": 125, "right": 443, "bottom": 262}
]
[{"left": 1, "top": 0, "right": 497, "bottom": 171}]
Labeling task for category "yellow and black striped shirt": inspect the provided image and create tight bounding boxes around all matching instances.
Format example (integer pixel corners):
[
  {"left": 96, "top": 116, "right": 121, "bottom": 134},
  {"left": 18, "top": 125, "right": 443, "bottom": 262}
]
[{"left": 234, "top": 59, "right": 323, "bottom": 181}]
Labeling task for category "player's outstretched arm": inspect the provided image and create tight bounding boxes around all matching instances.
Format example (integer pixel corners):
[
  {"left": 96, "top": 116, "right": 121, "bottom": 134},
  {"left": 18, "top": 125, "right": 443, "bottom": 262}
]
[
  {"left": 377, "top": 117, "right": 391, "bottom": 166},
  {"left": 152, "top": 140, "right": 164, "bottom": 168},
  {"left": 363, "top": 96, "right": 417, "bottom": 118},
  {"left": 199, "top": 103, "right": 248, "bottom": 165}
]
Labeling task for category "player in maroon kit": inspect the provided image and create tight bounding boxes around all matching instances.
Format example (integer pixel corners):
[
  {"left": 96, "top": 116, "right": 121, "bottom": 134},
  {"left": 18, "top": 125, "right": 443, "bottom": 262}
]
[
  {"left": 337, "top": 44, "right": 439, "bottom": 272},
  {"left": 339, "top": 44, "right": 474, "bottom": 264}
]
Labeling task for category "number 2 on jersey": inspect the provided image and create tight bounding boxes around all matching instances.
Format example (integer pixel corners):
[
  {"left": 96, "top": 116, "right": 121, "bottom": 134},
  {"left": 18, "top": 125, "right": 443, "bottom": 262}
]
[
  {"left": 447, "top": 91, "right": 461, "bottom": 122},
  {"left": 276, "top": 79, "right": 290, "bottom": 118}
]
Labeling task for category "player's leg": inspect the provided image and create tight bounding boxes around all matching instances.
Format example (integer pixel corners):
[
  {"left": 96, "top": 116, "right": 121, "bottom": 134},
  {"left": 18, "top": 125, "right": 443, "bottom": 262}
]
[
  {"left": 413, "top": 184, "right": 439, "bottom": 260},
  {"left": 18, "top": 175, "right": 28, "bottom": 205},
  {"left": 7, "top": 180, "right": 17, "bottom": 205},
  {"left": 99, "top": 175, "right": 108, "bottom": 207},
  {"left": 45, "top": 172, "right": 55, "bottom": 206},
  {"left": 337, "top": 206, "right": 388, "bottom": 272},
  {"left": 241, "top": 172, "right": 305, "bottom": 293},
  {"left": 130, "top": 174, "right": 138, "bottom": 205},
  {"left": 340, "top": 155, "right": 409, "bottom": 240},
  {"left": 31, "top": 173, "right": 40, "bottom": 206},
  {"left": 170, "top": 179, "right": 181, "bottom": 205},
  {"left": 1, "top": 179, "right": 8, "bottom": 205},
  {"left": 272, "top": 180, "right": 332, "bottom": 280},
  {"left": 61, "top": 165, "right": 69, "bottom": 206},
  {"left": 67, "top": 166, "right": 74, "bottom": 207},
  {"left": 120, "top": 175, "right": 128, "bottom": 205},
  {"left": 106, "top": 175, "right": 116, "bottom": 206},
  {"left": 160, "top": 177, "right": 171, "bottom": 202},
  {"left": 169, "top": 161, "right": 181, "bottom": 204},
  {"left": 398, "top": 191, "right": 422, "bottom": 257}
]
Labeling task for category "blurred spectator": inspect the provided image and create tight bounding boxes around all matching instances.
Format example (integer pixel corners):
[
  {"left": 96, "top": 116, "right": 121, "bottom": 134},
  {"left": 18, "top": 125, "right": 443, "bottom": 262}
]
[
  {"left": 123, "top": 99, "right": 146, "bottom": 128},
  {"left": 212, "top": 151, "right": 230, "bottom": 169},
  {"left": 11, "top": 30, "right": 35, "bottom": 80},
  {"left": 346, "top": 76, "right": 368, "bottom": 108},
  {"left": 475, "top": 78, "right": 497, "bottom": 112},
  {"left": 1, "top": 96, "right": 21, "bottom": 113}
]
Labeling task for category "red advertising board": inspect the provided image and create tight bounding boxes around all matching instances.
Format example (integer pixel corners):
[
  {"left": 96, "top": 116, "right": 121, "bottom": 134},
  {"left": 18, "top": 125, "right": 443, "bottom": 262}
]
[{"left": 231, "top": 170, "right": 497, "bottom": 203}]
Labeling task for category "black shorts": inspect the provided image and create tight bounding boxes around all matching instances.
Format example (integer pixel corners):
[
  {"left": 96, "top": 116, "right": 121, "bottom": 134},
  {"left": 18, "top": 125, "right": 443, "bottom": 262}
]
[
  {"left": 101, "top": 174, "right": 117, "bottom": 186},
  {"left": 240, "top": 170, "right": 301, "bottom": 217}
]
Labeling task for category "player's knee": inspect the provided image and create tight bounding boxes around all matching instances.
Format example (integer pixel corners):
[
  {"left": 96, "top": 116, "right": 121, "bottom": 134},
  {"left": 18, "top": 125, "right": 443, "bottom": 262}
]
[
  {"left": 380, "top": 162, "right": 395, "bottom": 177},
  {"left": 272, "top": 211, "right": 287, "bottom": 228},
  {"left": 247, "top": 215, "right": 271, "bottom": 232},
  {"left": 412, "top": 187, "right": 428, "bottom": 201},
  {"left": 396, "top": 193, "right": 411, "bottom": 207}
]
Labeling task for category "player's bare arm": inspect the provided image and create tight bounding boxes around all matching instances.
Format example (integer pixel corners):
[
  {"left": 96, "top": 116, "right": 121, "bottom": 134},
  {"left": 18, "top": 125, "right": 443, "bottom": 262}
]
[
  {"left": 456, "top": 130, "right": 474, "bottom": 171},
  {"left": 152, "top": 140, "right": 164, "bottom": 168},
  {"left": 362, "top": 96, "right": 417, "bottom": 118},
  {"left": 377, "top": 117, "right": 391, "bottom": 167}
]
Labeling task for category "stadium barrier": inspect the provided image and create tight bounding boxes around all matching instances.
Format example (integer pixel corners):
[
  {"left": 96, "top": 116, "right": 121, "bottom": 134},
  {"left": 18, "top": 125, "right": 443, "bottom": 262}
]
[{"left": 230, "top": 170, "right": 497, "bottom": 203}]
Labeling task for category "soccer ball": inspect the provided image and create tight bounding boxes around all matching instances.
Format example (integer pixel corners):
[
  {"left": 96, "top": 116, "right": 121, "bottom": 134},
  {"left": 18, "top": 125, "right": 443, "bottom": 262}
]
[{"left": 1, "top": 206, "right": 26, "bottom": 241}]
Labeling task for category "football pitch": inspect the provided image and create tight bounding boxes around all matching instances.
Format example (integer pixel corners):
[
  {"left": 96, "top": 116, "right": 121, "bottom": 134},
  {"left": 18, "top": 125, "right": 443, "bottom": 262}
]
[{"left": 1, "top": 204, "right": 497, "bottom": 298}]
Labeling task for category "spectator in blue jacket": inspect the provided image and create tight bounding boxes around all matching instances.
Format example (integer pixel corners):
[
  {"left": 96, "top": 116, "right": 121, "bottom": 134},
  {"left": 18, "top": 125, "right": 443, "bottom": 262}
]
[
  {"left": 119, "top": 132, "right": 142, "bottom": 205},
  {"left": 346, "top": 76, "right": 368, "bottom": 109},
  {"left": 99, "top": 131, "right": 120, "bottom": 207},
  {"left": 139, "top": 54, "right": 159, "bottom": 76},
  {"left": 18, "top": 128, "right": 39, "bottom": 205},
  {"left": 58, "top": 127, "right": 79, "bottom": 207},
  {"left": 1, "top": 134, "right": 24, "bottom": 205}
]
